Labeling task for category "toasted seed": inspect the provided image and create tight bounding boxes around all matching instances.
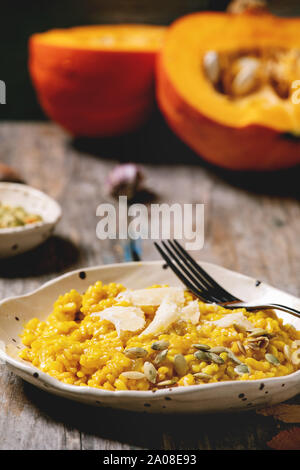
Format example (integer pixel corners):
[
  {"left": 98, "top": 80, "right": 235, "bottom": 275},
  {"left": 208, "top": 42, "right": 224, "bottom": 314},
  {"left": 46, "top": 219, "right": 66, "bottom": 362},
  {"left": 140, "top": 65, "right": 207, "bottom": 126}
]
[
  {"left": 234, "top": 364, "right": 250, "bottom": 376},
  {"left": 151, "top": 340, "right": 169, "bottom": 351},
  {"left": 192, "top": 343, "right": 210, "bottom": 351},
  {"left": 174, "top": 354, "right": 188, "bottom": 376},
  {"left": 247, "top": 336, "right": 269, "bottom": 349},
  {"left": 292, "top": 340, "right": 300, "bottom": 349},
  {"left": 194, "top": 350, "right": 210, "bottom": 362},
  {"left": 193, "top": 372, "right": 212, "bottom": 380},
  {"left": 203, "top": 51, "right": 220, "bottom": 84},
  {"left": 291, "top": 348, "right": 300, "bottom": 365},
  {"left": 248, "top": 328, "right": 270, "bottom": 337},
  {"left": 143, "top": 362, "right": 157, "bottom": 384},
  {"left": 207, "top": 352, "right": 225, "bottom": 364},
  {"left": 265, "top": 353, "right": 280, "bottom": 365},
  {"left": 283, "top": 344, "right": 291, "bottom": 360},
  {"left": 209, "top": 346, "right": 227, "bottom": 354},
  {"left": 225, "top": 349, "right": 243, "bottom": 365},
  {"left": 154, "top": 348, "right": 168, "bottom": 365},
  {"left": 121, "top": 371, "right": 145, "bottom": 380},
  {"left": 157, "top": 379, "right": 177, "bottom": 387},
  {"left": 237, "top": 341, "right": 247, "bottom": 355},
  {"left": 124, "top": 347, "right": 148, "bottom": 359},
  {"left": 233, "top": 322, "right": 247, "bottom": 333},
  {"left": 248, "top": 342, "right": 260, "bottom": 351}
]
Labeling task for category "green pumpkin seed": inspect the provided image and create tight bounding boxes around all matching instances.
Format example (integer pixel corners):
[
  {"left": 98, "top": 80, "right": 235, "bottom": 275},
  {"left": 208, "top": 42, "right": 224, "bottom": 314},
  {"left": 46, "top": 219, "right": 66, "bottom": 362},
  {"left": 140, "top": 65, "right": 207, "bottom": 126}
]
[
  {"left": 224, "top": 348, "right": 243, "bottom": 365},
  {"left": 121, "top": 371, "right": 145, "bottom": 380},
  {"left": 192, "top": 343, "right": 210, "bottom": 351},
  {"left": 193, "top": 372, "right": 212, "bottom": 380},
  {"left": 124, "top": 347, "right": 148, "bottom": 359},
  {"left": 157, "top": 379, "right": 177, "bottom": 387},
  {"left": 265, "top": 353, "right": 280, "bottom": 365},
  {"left": 174, "top": 354, "right": 188, "bottom": 376},
  {"left": 209, "top": 346, "right": 227, "bottom": 354},
  {"left": 143, "top": 362, "right": 157, "bottom": 384},
  {"left": 151, "top": 340, "right": 170, "bottom": 351},
  {"left": 234, "top": 364, "right": 250, "bottom": 376},
  {"left": 249, "top": 328, "right": 272, "bottom": 338},
  {"left": 194, "top": 350, "right": 210, "bottom": 362},
  {"left": 207, "top": 352, "right": 225, "bottom": 364},
  {"left": 154, "top": 348, "right": 168, "bottom": 365}
]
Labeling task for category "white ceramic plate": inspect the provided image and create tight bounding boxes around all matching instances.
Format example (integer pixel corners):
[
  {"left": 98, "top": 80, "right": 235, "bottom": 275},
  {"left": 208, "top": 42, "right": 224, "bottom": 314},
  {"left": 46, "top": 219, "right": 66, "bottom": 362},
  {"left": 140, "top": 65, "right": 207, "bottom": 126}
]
[
  {"left": 0, "top": 183, "right": 62, "bottom": 257},
  {"left": 0, "top": 261, "right": 299, "bottom": 413}
]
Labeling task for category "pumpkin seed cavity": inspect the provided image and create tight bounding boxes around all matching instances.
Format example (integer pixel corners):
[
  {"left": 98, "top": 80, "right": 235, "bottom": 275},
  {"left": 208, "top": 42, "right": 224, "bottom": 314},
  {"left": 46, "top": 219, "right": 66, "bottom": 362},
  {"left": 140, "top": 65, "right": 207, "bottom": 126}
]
[{"left": 203, "top": 47, "right": 300, "bottom": 100}]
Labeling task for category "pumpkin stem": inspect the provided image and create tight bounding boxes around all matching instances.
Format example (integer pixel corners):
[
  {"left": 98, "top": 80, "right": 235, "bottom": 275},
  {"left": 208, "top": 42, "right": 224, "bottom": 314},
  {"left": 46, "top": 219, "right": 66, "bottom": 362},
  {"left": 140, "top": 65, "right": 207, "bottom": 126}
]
[{"left": 227, "top": 0, "right": 269, "bottom": 15}]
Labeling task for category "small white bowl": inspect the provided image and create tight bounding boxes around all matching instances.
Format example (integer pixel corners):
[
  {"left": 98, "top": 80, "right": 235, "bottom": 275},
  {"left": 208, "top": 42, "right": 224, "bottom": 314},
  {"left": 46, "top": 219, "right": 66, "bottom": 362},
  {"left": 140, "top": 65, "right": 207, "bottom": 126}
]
[
  {"left": 0, "top": 261, "right": 299, "bottom": 413},
  {"left": 0, "top": 183, "right": 62, "bottom": 258}
]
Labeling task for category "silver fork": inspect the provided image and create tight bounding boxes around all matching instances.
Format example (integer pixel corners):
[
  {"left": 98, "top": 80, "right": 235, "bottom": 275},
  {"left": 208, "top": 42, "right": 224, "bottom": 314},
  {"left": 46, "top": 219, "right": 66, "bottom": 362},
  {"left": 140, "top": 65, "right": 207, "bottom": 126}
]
[{"left": 154, "top": 240, "right": 300, "bottom": 319}]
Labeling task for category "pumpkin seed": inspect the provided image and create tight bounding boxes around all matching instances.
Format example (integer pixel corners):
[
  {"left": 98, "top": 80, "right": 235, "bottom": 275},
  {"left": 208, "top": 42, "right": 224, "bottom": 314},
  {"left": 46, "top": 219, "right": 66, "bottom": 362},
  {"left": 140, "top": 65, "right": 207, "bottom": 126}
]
[
  {"left": 193, "top": 372, "right": 212, "bottom": 380},
  {"left": 248, "top": 328, "right": 270, "bottom": 337},
  {"left": 121, "top": 371, "right": 145, "bottom": 380},
  {"left": 143, "top": 362, "right": 157, "bottom": 384},
  {"left": 209, "top": 346, "right": 227, "bottom": 354},
  {"left": 247, "top": 336, "right": 269, "bottom": 350},
  {"left": 124, "top": 347, "right": 148, "bottom": 359},
  {"left": 194, "top": 350, "right": 210, "bottom": 362},
  {"left": 207, "top": 352, "right": 225, "bottom": 364},
  {"left": 234, "top": 364, "right": 250, "bottom": 376},
  {"left": 225, "top": 348, "right": 243, "bottom": 365},
  {"left": 291, "top": 348, "right": 300, "bottom": 365},
  {"left": 203, "top": 51, "right": 220, "bottom": 84},
  {"left": 265, "top": 353, "right": 280, "bottom": 365},
  {"left": 292, "top": 340, "right": 300, "bottom": 349},
  {"left": 154, "top": 348, "right": 168, "bottom": 365},
  {"left": 174, "top": 354, "right": 188, "bottom": 376},
  {"left": 157, "top": 379, "right": 177, "bottom": 387},
  {"left": 233, "top": 322, "right": 247, "bottom": 333},
  {"left": 151, "top": 340, "right": 169, "bottom": 351},
  {"left": 231, "top": 57, "right": 260, "bottom": 96},
  {"left": 283, "top": 344, "right": 291, "bottom": 360},
  {"left": 237, "top": 341, "right": 246, "bottom": 355},
  {"left": 192, "top": 343, "right": 210, "bottom": 351}
]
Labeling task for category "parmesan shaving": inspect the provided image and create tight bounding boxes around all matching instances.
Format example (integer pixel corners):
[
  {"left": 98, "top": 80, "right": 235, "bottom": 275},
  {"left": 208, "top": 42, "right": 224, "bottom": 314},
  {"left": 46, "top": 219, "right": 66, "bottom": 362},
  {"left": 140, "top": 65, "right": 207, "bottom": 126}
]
[
  {"left": 117, "top": 287, "right": 185, "bottom": 306},
  {"left": 141, "top": 299, "right": 200, "bottom": 337},
  {"left": 141, "top": 298, "right": 180, "bottom": 337},
  {"left": 91, "top": 306, "right": 145, "bottom": 336},
  {"left": 181, "top": 300, "right": 200, "bottom": 324},
  {"left": 211, "top": 312, "right": 253, "bottom": 329}
]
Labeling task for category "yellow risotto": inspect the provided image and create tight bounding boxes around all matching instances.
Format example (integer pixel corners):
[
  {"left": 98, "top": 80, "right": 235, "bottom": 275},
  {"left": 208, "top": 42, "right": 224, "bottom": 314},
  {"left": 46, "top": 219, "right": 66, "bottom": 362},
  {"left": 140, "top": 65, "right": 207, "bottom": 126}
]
[{"left": 19, "top": 281, "right": 300, "bottom": 391}]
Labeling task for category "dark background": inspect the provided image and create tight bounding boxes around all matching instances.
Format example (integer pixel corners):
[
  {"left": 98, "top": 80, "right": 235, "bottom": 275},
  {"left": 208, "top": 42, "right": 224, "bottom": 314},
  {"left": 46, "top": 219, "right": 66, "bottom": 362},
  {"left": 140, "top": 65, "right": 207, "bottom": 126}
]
[{"left": 0, "top": 0, "right": 300, "bottom": 121}]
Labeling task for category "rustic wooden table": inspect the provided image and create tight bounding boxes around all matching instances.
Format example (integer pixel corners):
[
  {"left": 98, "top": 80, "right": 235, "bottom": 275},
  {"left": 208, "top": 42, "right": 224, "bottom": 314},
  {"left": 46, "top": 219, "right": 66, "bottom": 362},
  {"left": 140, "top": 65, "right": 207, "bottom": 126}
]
[{"left": 0, "top": 117, "right": 300, "bottom": 450}]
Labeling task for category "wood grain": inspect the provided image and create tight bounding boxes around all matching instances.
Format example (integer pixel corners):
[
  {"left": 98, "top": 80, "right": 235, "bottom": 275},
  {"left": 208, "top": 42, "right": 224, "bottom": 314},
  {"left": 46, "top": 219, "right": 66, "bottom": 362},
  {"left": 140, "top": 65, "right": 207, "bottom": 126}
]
[{"left": 0, "top": 120, "right": 300, "bottom": 450}]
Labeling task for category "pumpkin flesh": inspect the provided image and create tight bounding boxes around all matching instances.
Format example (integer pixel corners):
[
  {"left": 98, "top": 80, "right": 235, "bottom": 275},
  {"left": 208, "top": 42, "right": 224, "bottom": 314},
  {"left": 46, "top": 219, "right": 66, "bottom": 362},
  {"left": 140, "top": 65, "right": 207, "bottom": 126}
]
[{"left": 30, "top": 25, "right": 165, "bottom": 137}]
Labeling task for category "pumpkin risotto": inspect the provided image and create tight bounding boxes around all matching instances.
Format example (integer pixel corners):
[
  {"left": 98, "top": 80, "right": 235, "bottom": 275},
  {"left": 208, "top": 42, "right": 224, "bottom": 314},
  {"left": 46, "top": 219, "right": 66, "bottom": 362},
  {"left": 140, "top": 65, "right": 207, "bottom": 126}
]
[{"left": 19, "top": 282, "right": 300, "bottom": 391}]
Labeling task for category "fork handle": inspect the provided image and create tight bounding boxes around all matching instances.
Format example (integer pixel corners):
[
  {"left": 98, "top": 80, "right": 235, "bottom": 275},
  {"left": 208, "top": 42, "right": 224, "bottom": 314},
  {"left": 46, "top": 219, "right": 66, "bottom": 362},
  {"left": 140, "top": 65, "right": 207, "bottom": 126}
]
[{"left": 222, "top": 302, "right": 300, "bottom": 319}]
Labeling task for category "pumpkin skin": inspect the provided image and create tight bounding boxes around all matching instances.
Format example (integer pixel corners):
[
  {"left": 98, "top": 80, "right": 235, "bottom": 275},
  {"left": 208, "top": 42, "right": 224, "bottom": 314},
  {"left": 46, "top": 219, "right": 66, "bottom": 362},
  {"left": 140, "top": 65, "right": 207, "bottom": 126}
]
[
  {"left": 29, "top": 25, "right": 165, "bottom": 137},
  {"left": 157, "top": 12, "right": 300, "bottom": 170}
]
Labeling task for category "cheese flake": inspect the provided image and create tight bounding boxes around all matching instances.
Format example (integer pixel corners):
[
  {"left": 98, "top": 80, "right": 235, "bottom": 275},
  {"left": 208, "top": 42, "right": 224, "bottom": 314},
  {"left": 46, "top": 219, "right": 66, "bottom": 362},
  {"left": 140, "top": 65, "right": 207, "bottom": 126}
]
[
  {"left": 91, "top": 306, "right": 145, "bottom": 336},
  {"left": 117, "top": 287, "right": 185, "bottom": 307},
  {"left": 181, "top": 300, "right": 200, "bottom": 324},
  {"left": 212, "top": 312, "right": 253, "bottom": 329}
]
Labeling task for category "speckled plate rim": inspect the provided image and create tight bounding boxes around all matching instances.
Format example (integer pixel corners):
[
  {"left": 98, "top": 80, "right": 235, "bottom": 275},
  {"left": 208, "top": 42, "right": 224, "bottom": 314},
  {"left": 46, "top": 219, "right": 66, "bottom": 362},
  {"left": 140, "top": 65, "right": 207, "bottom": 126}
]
[
  {"left": 0, "top": 182, "right": 62, "bottom": 234},
  {"left": 0, "top": 261, "right": 300, "bottom": 403}
]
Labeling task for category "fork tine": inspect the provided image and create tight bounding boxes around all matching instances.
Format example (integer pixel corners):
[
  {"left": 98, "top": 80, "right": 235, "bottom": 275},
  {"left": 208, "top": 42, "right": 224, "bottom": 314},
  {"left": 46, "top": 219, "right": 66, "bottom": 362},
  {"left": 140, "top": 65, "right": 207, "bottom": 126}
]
[
  {"left": 162, "top": 241, "right": 221, "bottom": 303},
  {"left": 172, "top": 240, "right": 239, "bottom": 302},
  {"left": 154, "top": 243, "right": 213, "bottom": 302}
]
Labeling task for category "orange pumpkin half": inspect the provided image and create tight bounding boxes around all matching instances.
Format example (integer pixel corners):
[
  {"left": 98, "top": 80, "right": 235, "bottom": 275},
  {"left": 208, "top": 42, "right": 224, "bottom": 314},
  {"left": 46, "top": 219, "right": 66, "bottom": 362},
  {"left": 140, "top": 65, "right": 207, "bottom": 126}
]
[
  {"left": 29, "top": 25, "right": 165, "bottom": 137},
  {"left": 157, "top": 11, "right": 300, "bottom": 170}
]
